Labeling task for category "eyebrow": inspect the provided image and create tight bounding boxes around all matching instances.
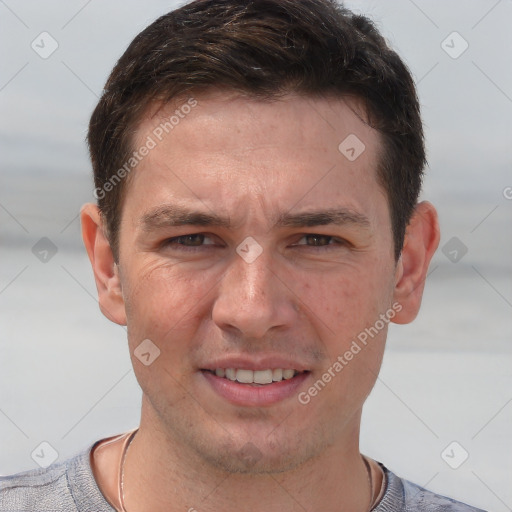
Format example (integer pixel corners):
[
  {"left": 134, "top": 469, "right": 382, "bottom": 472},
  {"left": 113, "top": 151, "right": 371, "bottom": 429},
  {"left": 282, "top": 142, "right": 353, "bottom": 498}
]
[
  {"left": 139, "top": 205, "right": 371, "bottom": 232},
  {"left": 275, "top": 209, "right": 370, "bottom": 229},
  {"left": 140, "top": 205, "right": 231, "bottom": 231}
]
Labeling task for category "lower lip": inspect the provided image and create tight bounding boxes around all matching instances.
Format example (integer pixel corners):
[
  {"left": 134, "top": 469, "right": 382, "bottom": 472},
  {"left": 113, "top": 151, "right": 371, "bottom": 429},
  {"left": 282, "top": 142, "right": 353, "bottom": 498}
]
[{"left": 201, "top": 370, "right": 310, "bottom": 407}]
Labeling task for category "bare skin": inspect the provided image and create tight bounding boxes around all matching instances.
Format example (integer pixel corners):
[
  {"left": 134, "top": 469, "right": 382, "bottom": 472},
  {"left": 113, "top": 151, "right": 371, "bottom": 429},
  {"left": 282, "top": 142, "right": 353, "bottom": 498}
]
[{"left": 82, "top": 91, "right": 439, "bottom": 512}]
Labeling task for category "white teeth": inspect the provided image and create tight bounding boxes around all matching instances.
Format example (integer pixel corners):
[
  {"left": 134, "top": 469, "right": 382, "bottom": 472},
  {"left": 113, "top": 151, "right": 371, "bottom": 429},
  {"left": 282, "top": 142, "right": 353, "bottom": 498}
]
[
  {"left": 283, "top": 369, "right": 295, "bottom": 380},
  {"left": 272, "top": 368, "right": 283, "bottom": 381},
  {"left": 236, "top": 369, "right": 254, "bottom": 384},
  {"left": 212, "top": 368, "right": 299, "bottom": 384},
  {"left": 253, "top": 369, "right": 273, "bottom": 384}
]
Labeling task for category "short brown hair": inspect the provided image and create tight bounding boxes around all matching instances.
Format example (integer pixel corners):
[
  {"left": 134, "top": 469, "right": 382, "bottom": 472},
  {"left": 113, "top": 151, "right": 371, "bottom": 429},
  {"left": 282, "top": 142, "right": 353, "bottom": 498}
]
[{"left": 88, "top": 0, "right": 425, "bottom": 260}]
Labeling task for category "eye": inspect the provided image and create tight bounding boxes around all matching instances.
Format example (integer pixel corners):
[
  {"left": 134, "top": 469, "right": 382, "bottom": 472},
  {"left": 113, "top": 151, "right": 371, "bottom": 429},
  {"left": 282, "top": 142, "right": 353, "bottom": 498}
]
[
  {"left": 295, "top": 234, "right": 345, "bottom": 247},
  {"left": 163, "top": 233, "right": 216, "bottom": 248}
]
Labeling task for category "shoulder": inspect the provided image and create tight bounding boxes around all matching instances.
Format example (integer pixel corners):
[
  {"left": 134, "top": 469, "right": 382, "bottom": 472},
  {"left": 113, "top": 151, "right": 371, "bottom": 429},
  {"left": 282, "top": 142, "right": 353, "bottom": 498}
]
[
  {"left": 0, "top": 443, "right": 112, "bottom": 512},
  {"left": 401, "top": 477, "right": 487, "bottom": 511},
  {"left": 0, "top": 456, "right": 77, "bottom": 511},
  {"left": 376, "top": 464, "right": 487, "bottom": 512}
]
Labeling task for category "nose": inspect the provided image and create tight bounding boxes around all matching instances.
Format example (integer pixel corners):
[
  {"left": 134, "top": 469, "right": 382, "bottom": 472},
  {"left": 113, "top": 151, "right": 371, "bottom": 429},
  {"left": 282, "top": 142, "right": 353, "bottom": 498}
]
[{"left": 211, "top": 248, "right": 298, "bottom": 339}]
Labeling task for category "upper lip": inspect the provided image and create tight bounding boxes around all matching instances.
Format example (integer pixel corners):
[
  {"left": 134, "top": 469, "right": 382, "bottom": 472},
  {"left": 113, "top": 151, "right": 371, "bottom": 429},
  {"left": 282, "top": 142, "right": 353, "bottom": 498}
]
[{"left": 200, "top": 355, "right": 311, "bottom": 372}]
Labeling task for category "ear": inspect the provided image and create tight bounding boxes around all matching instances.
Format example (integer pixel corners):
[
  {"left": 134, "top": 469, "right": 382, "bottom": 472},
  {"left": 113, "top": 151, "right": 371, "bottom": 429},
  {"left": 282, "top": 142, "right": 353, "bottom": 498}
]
[
  {"left": 80, "top": 203, "right": 127, "bottom": 326},
  {"left": 391, "top": 201, "right": 440, "bottom": 324}
]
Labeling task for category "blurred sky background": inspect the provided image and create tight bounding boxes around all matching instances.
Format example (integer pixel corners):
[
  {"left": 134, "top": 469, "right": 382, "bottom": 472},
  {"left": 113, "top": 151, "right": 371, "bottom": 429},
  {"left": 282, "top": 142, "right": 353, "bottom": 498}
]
[{"left": 1, "top": 1, "right": 511, "bottom": 510}]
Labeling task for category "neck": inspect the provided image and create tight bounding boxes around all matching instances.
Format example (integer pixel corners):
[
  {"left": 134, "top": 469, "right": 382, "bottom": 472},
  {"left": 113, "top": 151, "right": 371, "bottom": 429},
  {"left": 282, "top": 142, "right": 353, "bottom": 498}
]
[{"left": 121, "top": 401, "right": 375, "bottom": 512}]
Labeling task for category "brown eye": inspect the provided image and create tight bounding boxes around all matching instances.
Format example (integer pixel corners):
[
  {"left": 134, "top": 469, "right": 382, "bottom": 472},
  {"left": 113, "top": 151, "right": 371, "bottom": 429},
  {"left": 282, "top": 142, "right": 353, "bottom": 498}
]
[
  {"left": 175, "top": 234, "right": 205, "bottom": 246},
  {"left": 293, "top": 234, "right": 349, "bottom": 249},
  {"left": 304, "top": 234, "right": 332, "bottom": 246},
  {"left": 294, "top": 234, "right": 334, "bottom": 247},
  {"left": 163, "top": 233, "right": 216, "bottom": 248}
]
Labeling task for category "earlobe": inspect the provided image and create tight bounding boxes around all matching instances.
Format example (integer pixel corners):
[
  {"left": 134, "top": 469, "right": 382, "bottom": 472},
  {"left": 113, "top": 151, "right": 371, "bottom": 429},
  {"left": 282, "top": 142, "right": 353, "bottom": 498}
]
[
  {"left": 391, "top": 201, "right": 440, "bottom": 325},
  {"left": 80, "top": 203, "right": 127, "bottom": 326}
]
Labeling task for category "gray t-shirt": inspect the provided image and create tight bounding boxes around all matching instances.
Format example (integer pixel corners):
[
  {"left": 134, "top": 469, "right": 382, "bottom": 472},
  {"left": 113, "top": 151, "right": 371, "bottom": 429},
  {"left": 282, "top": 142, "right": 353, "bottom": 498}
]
[{"left": 0, "top": 442, "right": 486, "bottom": 511}]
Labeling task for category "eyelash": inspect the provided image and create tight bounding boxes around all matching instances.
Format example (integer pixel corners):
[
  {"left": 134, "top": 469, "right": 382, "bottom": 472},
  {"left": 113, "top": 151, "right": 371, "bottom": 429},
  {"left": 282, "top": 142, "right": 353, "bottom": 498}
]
[
  {"left": 294, "top": 234, "right": 348, "bottom": 247},
  {"left": 161, "top": 233, "right": 348, "bottom": 251},
  {"left": 162, "top": 234, "right": 218, "bottom": 250}
]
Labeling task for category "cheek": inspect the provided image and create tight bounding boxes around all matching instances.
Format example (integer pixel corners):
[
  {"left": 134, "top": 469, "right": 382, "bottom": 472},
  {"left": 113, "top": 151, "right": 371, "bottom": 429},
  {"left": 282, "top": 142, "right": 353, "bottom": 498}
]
[
  {"left": 123, "top": 260, "right": 214, "bottom": 352},
  {"left": 123, "top": 262, "right": 218, "bottom": 399},
  {"left": 306, "top": 274, "right": 391, "bottom": 402},
  {"left": 295, "top": 263, "right": 393, "bottom": 338},
  {"left": 293, "top": 261, "right": 393, "bottom": 401},
  {"left": 296, "top": 270, "right": 391, "bottom": 416}
]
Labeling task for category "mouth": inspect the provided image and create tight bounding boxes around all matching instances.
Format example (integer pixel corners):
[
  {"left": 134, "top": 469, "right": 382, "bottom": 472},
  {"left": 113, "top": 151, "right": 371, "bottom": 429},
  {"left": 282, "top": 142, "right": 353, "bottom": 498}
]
[
  {"left": 200, "top": 367, "right": 311, "bottom": 406},
  {"left": 201, "top": 368, "right": 308, "bottom": 385}
]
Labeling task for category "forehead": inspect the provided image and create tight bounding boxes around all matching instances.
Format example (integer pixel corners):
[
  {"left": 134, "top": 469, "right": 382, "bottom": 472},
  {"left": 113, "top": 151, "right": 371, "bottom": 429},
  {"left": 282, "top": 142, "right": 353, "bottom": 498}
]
[
  {"left": 138, "top": 91, "right": 377, "bottom": 156},
  {"left": 126, "top": 91, "right": 385, "bottom": 223}
]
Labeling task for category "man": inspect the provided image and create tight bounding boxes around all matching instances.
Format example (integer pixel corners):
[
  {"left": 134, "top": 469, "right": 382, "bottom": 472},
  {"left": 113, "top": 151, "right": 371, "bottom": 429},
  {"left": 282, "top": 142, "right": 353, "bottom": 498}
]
[{"left": 0, "top": 0, "right": 485, "bottom": 510}]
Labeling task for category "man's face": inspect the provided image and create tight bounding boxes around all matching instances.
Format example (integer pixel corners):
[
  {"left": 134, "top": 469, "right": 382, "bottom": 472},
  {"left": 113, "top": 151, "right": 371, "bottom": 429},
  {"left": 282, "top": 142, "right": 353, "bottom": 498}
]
[{"left": 116, "top": 92, "right": 400, "bottom": 473}]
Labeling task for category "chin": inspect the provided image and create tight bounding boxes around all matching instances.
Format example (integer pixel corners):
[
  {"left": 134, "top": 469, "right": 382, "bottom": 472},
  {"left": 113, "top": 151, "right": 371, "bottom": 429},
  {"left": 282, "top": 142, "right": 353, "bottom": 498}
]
[
  {"left": 145, "top": 386, "right": 339, "bottom": 475},
  {"left": 188, "top": 427, "right": 329, "bottom": 475}
]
